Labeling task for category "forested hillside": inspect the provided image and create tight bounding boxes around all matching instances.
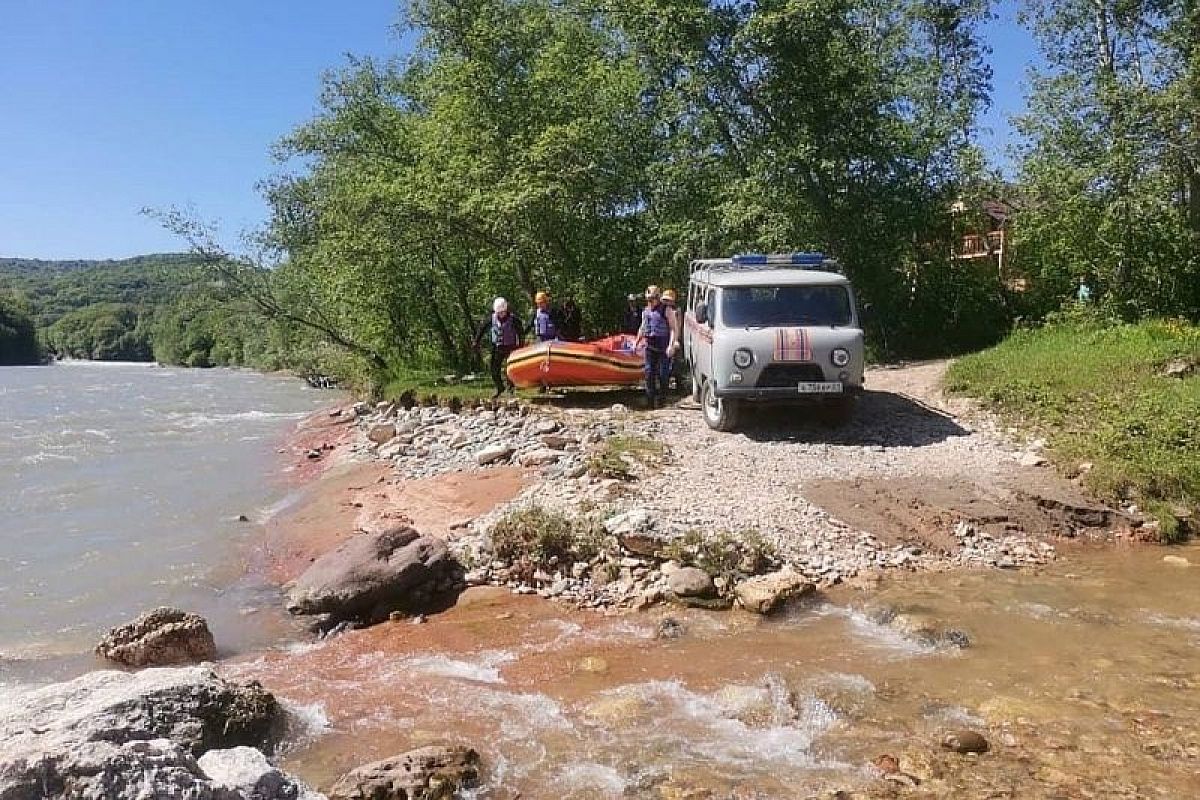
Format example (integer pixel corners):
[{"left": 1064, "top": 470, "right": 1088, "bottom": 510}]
[
  {"left": 0, "top": 255, "right": 294, "bottom": 368},
  {"left": 0, "top": 292, "right": 44, "bottom": 365}
]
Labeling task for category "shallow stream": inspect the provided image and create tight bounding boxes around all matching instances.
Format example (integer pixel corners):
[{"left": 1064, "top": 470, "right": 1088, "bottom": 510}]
[{"left": 231, "top": 542, "right": 1200, "bottom": 798}]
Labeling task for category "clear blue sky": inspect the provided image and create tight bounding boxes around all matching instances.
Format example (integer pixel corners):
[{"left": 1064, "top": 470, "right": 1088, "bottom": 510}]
[{"left": 0, "top": 0, "right": 1036, "bottom": 260}]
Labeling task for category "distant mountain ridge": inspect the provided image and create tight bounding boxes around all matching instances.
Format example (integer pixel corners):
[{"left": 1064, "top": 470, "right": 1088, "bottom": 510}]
[{"left": 0, "top": 252, "right": 197, "bottom": 276}]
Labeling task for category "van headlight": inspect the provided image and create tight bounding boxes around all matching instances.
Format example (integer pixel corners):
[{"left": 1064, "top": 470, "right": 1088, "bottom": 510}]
[
  {"left": 733, "top": 348, "right": 753, "bottom": 369},
  {"left": 831, "top": 348, "right": 851, "bottom": 367}
]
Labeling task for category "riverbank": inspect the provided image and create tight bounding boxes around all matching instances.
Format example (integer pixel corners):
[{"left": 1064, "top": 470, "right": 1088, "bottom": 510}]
[{"left": 207, "top": 360, "right": 1200, "bottom": 798}]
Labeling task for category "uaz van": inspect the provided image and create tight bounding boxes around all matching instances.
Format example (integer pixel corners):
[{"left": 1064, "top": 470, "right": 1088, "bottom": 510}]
[{"left": 683, "top": 253, "right": 865, "bottom": 431}]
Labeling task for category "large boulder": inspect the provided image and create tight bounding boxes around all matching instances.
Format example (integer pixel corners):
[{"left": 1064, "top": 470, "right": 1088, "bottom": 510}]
[
  {"left": 198, "top": 747, "right": 324, "bottom": 800},
  {"left": 95, "top": 607, "right": 217, "bottom": 667},
  {"left": 285, "top": 526, "right": 457, "bottom": 623},
  {"left": 733, "top": 569, "right": 815, "bottom": 614},
  {"left": 0, "top": 667, "right": 284, "bottom": 799},
  {"left": 328, "top": 745, "right": 479, "bottom": 800}
]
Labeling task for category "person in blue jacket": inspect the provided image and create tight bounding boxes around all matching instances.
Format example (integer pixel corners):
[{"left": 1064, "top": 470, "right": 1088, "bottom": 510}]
[
  {"left": 473, "top": 297, "right": 523, "bottom": 398},
  {"left": 530, "top": 291, "right": 559, "bottom": 342},
  {"left": 634, "top": 285, "right": 675, "bottom": 409}
]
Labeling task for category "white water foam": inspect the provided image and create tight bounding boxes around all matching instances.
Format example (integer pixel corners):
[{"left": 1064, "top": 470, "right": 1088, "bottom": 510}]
[{"left": 399, "top": 650, "right": 517, "bottom": 684}]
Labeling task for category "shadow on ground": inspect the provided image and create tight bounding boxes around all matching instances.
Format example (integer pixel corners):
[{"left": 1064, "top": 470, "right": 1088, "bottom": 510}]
[{"left": 528, "top": 386, "right": 970, "bottom": 448}]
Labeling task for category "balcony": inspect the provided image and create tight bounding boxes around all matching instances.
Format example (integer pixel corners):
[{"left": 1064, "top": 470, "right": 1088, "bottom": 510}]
[{"left": 955, "top": 230, "right": 1005, "bottom": 259}]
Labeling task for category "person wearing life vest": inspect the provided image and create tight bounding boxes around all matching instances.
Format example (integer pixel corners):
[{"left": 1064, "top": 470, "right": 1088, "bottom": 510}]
[
  {"left": 661, "top": 288, "right": 684, "bottom": 390},
  {"left": 634, "top": 285, "right": 675, "bottom": 408},
  {"left": 473, "top": 297, "right": 523, "bottom": 398},
  {"left": 530, "top": 291, "right": 559, "bottom": 342}
]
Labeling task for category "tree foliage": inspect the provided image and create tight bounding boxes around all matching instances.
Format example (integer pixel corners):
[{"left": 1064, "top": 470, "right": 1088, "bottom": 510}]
[
  {"left": 197, "top": 0, "right": 1000, "bottom": 384},
  {"left": 1013, "top": 0, "right": 1200, "bottom": 319},
  {"left": 0, "top": 292, "right": 44, "bottom": 366}
]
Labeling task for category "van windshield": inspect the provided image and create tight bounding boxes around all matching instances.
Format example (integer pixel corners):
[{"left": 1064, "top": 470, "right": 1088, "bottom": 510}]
[{"left": 719, "top": 285, "right": 852, "bottom": 327}]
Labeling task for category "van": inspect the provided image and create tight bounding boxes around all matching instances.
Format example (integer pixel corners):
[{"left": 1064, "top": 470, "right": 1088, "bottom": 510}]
[{"left": 684, "top": 253, "right": 865, "bottom": 431}]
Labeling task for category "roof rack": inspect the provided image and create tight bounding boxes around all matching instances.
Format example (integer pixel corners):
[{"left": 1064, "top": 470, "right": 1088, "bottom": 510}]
[{"left": 690, "top": 252, "right": 841, "bottom": 275}]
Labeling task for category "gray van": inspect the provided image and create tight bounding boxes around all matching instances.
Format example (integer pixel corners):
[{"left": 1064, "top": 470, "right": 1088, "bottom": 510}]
[{"left": 683, "top": 253, "right": 865, "bottom": 431}]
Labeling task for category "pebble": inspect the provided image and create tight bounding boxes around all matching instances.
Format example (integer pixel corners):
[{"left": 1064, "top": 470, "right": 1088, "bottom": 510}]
[{"left": 1163, "top": 555, "right": 1191, "bottom": 567}]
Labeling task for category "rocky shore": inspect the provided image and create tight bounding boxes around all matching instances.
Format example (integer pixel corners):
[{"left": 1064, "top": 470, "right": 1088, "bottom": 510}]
[{"left": 5, "top": 362, "right": 1162, "bottom": 800}]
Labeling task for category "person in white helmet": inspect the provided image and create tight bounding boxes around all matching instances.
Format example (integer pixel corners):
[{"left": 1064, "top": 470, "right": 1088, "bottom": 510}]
[{"left": 473, "top": 297, "right": 523, "bottom": 397}]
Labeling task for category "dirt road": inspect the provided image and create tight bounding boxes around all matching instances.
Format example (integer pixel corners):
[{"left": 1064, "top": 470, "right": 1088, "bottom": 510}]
[{"left": 598, "top": 360, "right": 1133, "bottom": 581}]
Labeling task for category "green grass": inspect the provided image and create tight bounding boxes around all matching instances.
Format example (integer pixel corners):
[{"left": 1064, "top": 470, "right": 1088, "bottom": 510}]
[
  {"left": 489, "top": 506, "right": 607, "bottom": 568},
  {"left": 381, "top": 367, "right": 534, "bottom": 405},
  {"left": 946, "top": 319, "right": 1200, "bottom": 539},
  {"left": 587, "top": 434, "right": 667, "bottom": 481}
]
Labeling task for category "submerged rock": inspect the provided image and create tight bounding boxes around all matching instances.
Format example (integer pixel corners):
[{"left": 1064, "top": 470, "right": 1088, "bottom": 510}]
[
  {"left": 734, "top": 569, "right": 815, "bottom": 614},
  {"left": 95, "top": 606, "right": 217, "bottom": 667},
  {"left": 286, "top": 525, "right": 456, "bottom": 624},
  {"left": 328, "top": 745, "right": 480, "bottom": 800},
  {"left": 0, "top": 666, "right": 283, "bottom": 799}
]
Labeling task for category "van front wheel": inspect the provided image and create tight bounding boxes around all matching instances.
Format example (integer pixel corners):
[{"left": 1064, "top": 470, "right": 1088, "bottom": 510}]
[{"left": 702, "top": 380, "right": 740, "bottom": 431}]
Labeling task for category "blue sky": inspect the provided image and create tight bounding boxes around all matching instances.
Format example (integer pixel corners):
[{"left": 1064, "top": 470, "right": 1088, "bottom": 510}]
[{"left": 1, "top": 0, "right": 1036, "bottom": 260}]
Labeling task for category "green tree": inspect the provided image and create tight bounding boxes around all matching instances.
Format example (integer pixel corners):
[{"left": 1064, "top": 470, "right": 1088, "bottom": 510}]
[
  {"left": 0, "top": 292, "right": 44, "bottom": 365},
  {"left": 1014, "top": 0, "right": 1200, "bottom": 319}
]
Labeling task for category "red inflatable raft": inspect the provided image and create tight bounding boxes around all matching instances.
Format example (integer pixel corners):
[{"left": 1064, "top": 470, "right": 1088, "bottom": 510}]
[{"left": 506, "top": 335, "right": 645, "bottom": 388}]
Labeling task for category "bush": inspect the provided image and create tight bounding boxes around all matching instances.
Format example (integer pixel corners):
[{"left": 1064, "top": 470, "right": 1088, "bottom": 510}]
[
  {"left": 661, "top": 529, "right": 778, "bottom": 588},
  {"left": 489, "top": 506, "right": 607, "bottom": 568}
]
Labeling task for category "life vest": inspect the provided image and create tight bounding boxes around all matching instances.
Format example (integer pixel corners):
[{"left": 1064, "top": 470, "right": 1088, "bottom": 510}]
[
  {"left": 491, "top": 312, "right": 520, "bottom": 347},
  {"left": 534, "top": 307, "right": 558, "bottom": 341},
  {"left": 641, "top": 304, "right": 671, "bottom": 341}
]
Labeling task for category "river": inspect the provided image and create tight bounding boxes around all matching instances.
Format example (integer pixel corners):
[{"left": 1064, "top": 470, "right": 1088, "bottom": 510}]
[{"left": 0, "top": 361, "right": 331, "bottom": 685}]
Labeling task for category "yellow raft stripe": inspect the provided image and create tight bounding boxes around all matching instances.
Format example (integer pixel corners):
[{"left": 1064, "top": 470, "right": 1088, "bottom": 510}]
[{"left": 507, "top": 349, "right": 644, "bottom": 373}]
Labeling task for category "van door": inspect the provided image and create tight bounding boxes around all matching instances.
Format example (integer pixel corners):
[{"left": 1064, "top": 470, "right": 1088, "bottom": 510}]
[{"left": 691, "top": 285, "right": 716, "bottom": 392}]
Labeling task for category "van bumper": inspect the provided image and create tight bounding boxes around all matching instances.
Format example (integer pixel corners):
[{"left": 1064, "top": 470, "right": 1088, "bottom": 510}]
[{"left": 714, "top": 385, "right": 862, "bottom": 401}]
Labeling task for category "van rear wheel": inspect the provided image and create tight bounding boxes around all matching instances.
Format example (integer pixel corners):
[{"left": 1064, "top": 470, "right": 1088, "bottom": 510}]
[{"left": 702, "top": 380, "right": 740, "bottom": 431}]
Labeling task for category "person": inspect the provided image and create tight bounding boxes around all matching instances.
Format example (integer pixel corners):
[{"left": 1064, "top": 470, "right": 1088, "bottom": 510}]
[
  {"left": 1076, "top": 278, "right": 1092, "bottom": 303},
  {"left": 530, "top": 291, "right": 559, "bottom": 342},
  {"left": 559, "top": 297, "right": 583, "bottom": 341},
  {"left": 634, "top": 285, "right": 675, "bottom": 409},
  {"left": 661, "top": 288, "right": 684, "bottom": 390},
  {"left": 621, "top": 294, "right": 642, "bottom": 335},
  {"left": 474, "top": 297, "right": 523, "bottom": 398}
]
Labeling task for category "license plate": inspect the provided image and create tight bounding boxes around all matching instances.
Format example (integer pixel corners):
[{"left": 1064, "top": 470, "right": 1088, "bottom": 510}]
[{"left": 797, "top": 381, "right": 843, "bottom": 394}]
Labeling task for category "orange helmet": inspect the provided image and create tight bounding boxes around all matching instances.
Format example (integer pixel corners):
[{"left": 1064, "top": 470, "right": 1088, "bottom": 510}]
[{"left": 662, "top": 288, "right": 677, "bottom": 302}]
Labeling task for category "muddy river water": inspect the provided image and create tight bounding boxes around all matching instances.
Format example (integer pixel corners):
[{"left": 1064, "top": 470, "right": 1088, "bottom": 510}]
[{"left": 229, "top": 541, "right": 1200, "bottom": 798}]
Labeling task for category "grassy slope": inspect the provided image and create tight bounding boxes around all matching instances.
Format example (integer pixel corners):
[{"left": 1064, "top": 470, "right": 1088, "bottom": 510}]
[{"left": 946, "top": 319, "right": 1200, "bottom": 538}]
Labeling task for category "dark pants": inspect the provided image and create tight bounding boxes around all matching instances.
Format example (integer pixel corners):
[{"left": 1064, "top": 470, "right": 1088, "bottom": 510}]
[
  {"left": 490, "top": 345, "right": 515, "bottom": 395},
  {"left": 644, "top": 339, "right": 670, "bottom": 403}
]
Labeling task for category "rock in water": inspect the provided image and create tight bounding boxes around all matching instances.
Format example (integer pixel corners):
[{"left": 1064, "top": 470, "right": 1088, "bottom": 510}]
[
  {"left": 95, "top": 607, "right": 218, "bottom": 667},
  {"left": 0, "top": 666, "right": 283, "bottom": 798},
  {"left": 285, "top": 525, "right": 455, "bottom": 623},
  {"left": 733, "top": 569, "right": 815, "bottom": 614},
  {"left": 198, "top": 746, "right": 323, "bottom": 799},
  {"left": 329, "top": 745, "right": 480, "bottom": 800},
  {"left": 941, "top": 730, "right": 989, "bottom": 754},
  {"left": 667, "top": 567, "right": 716, "bottom": 599}
]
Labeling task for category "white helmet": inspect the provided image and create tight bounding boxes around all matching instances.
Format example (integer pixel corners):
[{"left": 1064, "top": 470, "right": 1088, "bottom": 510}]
[{"left": 493, "top": 297, "right": 508, "bottom": 314}]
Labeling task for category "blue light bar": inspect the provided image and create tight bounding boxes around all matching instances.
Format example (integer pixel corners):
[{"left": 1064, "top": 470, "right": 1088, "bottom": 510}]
[
  {"left": 731, "top": 253, "right": 768, "bottom": 265},
  {"left": 732, "top": 252, "right": 827, "bottom": 266}
]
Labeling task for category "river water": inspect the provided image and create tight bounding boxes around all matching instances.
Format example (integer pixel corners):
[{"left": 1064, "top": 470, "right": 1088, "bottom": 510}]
[{"left": 0, "top": 361, "right": 330, "bottom": 684}]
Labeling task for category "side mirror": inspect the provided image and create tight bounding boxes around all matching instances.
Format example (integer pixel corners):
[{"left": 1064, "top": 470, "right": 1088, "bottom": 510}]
[
  {"left": 695, "top": 303, "right": 709, "bottom": 325},
  {"left": 859, "top": 302, "right": 873, "bottom": 326}
]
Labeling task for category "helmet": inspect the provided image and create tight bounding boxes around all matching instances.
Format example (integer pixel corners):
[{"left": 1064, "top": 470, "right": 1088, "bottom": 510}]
[
  {"left": 645, "top": 285, "right": 661, "bottom": 300},
  {"left": 493, "top": 297, "right": 508, "bottom": 314},
  {"left": 662, "top": 288, "right": 677, "bottom": 302},
  {"left": 534, "top": 291, "right": 549, "bottom": 304}
]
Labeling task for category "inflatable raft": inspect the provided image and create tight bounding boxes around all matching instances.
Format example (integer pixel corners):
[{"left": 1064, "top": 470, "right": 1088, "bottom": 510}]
[{"left": 506, "top": 335, "right": 645, "bottom": 388}]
